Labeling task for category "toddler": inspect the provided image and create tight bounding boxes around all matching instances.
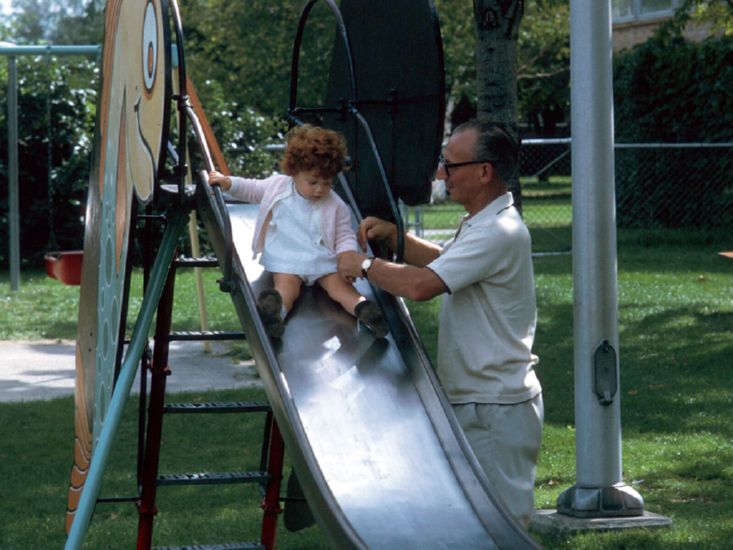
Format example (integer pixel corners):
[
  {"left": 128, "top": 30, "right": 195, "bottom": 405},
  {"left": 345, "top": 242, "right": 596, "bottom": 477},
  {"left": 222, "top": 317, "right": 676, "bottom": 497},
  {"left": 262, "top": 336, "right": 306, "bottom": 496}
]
[{"left": 209, "top": 125, "right": 388, "bottom": 339}]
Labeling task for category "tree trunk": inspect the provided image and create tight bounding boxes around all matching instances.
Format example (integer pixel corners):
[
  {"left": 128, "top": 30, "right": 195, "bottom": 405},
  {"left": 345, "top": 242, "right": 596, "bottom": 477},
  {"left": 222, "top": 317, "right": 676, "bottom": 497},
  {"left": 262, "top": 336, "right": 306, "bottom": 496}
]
[{"left": 473, "top": 0, "right": 524, "bottom": 211}]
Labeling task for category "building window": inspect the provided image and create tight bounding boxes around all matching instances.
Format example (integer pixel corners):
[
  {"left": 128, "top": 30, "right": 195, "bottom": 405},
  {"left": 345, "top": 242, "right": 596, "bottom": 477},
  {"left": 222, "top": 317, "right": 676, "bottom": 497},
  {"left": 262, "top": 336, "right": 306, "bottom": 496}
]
[{"left": 612, "top": 0, "right": 682, "bottom": 23}]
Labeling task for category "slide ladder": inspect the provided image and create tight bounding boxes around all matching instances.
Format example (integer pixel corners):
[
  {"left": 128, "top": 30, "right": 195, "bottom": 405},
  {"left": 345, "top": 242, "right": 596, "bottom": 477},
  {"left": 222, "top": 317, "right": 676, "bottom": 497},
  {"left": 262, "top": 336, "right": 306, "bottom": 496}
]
[{"left": 134, "top": 244, "right": 286, "bottom": 550}]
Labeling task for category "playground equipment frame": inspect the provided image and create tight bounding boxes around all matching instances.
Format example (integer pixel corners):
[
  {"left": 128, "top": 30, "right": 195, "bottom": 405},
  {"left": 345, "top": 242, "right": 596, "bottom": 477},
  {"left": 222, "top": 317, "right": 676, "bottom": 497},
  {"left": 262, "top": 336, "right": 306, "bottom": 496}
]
[{"left": 0, "top": 43, "right": 100, "bottom": 291}]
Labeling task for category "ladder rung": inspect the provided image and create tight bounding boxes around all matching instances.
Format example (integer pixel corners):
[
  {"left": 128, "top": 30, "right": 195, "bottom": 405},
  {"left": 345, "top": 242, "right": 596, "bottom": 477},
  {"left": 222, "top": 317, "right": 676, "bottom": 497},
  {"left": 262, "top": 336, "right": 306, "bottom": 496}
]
[
  {"left": 175, "top": 256, "right": 219, "bottom": 268},
  {"left": 168, "top": 330, "right": 246, "bottom": 341},
  {"left": 157, "top": 471, "right": 269, "bottom": 486},
  {"left": 154, "top": 543, "right": 265, "bottom": 550},
  {"left": 97, "top": 495, "right": 139, "bottom": 504},
  {"left": 164, "top": 402, "right": 270, "bottom": 414}
]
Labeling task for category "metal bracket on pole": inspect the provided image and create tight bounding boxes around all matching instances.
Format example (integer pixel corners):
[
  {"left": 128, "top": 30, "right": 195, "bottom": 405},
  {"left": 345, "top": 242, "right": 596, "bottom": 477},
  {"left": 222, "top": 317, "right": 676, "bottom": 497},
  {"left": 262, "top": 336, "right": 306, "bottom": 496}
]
[{"left": 593, "top": 340, "right": 617, "bottom": 406}]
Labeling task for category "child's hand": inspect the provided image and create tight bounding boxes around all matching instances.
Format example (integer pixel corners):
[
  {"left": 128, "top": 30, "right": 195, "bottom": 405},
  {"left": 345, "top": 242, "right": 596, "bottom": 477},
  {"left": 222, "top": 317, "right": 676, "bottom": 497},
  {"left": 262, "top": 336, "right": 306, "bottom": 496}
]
[
  {"left": 208, "top": 170, "right": 232, "bottom": 192},
  {"left": 338, "top": 251, "right": 367, "bottom": 280}
]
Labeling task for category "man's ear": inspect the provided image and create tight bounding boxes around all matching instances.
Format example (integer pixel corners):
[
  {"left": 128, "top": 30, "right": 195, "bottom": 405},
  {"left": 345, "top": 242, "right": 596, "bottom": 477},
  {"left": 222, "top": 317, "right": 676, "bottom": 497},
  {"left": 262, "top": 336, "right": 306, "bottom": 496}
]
[{"left": 480, "top": 161, "right": 495, "bottom": 184}]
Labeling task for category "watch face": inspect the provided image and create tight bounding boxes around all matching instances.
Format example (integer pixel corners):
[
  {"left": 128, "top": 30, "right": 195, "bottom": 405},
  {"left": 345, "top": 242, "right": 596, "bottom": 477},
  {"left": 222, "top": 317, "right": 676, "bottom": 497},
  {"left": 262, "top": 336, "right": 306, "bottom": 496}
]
[{"left": 362, "top": 258, "right": 372, "bottom": 271}]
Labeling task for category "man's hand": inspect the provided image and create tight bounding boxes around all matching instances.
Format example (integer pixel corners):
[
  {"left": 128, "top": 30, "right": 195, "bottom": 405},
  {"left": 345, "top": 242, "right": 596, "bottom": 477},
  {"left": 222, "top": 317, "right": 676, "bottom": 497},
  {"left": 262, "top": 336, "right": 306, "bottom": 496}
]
[
  {"left": 208, "top": 170, "right": 232, "bottom": 192},
  {"left": 338, "top": 251, "right": 368, "bottom": 280},
  {"left": 358, "top": 216, "right": 396, "bottom": 251}
]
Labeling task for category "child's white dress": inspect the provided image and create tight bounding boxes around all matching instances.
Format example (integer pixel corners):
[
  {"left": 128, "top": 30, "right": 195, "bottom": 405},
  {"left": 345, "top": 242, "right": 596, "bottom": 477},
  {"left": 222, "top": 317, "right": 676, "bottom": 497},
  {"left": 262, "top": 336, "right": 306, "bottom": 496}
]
[{"left": 260, "top": 183, "right": 337, "bottom": 284}]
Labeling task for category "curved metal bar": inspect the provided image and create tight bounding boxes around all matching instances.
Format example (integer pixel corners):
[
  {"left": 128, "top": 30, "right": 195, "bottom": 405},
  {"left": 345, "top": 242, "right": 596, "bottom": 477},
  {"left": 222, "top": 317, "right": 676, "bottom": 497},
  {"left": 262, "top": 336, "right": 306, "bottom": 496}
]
[
  {"left": 429, "top": 0, "right": 448, "bottom": 165},
  {"left": 294, "top": 109, "right": 408, "bottom": 264},
  {"left": 288, "top": 0, "right": 407, "bottom": 262},
  {"left": 170, "top": 0, "right": 235, "bottom": 291},
  {"left": 183, "top": 101, "right": 235, "bottom": 292},
  {"left": 289, "top": 0, "right": 357, "bottom": 114},
  {"left": 349, "top": 107, "right": 405, "bottom": 262},
  {"left": 169, "top": 0, "right": 188, "bottom": 199}
]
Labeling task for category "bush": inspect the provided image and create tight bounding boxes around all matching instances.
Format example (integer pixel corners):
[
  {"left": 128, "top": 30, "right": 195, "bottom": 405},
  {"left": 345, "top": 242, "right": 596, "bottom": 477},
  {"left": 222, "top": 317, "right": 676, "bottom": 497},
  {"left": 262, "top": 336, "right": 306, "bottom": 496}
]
[{"left": 613, "top": 32, "right": 733, "bottom": 229}]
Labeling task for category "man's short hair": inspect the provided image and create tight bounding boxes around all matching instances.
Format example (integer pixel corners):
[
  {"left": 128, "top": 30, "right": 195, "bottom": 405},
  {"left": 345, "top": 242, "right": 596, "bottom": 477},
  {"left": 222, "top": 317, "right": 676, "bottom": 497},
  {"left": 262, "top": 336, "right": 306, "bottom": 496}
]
[{"left": 452, "top": 119, "right": 519, "bottom": 183}]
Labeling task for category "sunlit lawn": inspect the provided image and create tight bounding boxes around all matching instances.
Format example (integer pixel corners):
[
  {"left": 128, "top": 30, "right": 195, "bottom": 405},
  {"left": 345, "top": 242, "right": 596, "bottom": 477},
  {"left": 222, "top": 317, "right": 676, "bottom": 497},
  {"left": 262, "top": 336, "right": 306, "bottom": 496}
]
[{"left": 1, "top": 227, "right": 732, "bottom": 548}]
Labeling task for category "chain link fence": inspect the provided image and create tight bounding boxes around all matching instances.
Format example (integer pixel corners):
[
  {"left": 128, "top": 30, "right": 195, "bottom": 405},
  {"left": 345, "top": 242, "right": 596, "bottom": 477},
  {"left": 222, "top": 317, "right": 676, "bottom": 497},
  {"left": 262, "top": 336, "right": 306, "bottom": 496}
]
[{"left": 406, "top": 140, "right": 733, "bottom": 254}]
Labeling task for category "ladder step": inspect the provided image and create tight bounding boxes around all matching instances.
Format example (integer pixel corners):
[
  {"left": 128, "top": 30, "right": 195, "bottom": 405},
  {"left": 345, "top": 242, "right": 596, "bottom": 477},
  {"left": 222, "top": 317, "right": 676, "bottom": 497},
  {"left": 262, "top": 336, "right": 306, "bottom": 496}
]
[
  {"left": 164, "top": 401, "right": 270, "bottom": 414},
  {"left": 157, "top": 471, "right": 269, "bottom": 486},
  {"left": 154, "top": 543, "right": 265, "bottom": 550},
  {"left": 175, "top": 256, "right": 220, "bottom": 268},
  {"left": 169, "top": 330, "right": 246, "bottom": 341}
]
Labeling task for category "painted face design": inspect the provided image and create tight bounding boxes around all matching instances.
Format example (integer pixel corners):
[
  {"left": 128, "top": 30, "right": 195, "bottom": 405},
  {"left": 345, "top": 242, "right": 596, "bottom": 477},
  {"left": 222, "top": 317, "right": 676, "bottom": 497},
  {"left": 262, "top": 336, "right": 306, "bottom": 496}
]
[{"left": 68, "top": 0, "right": 169, "bottom": 532}]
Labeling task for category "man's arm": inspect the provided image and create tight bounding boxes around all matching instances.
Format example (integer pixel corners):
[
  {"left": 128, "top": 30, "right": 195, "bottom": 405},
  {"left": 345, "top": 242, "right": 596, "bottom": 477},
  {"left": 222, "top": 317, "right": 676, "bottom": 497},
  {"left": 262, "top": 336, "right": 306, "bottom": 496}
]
[
  {"left": 358, "top": 216, "right": 442, "bottom": 268},
  {"left": 337, "top": 216, "right": 447, "bottom": 300},
  {"left": 362, "top": 256, "right": 448, "bottom": 301}
]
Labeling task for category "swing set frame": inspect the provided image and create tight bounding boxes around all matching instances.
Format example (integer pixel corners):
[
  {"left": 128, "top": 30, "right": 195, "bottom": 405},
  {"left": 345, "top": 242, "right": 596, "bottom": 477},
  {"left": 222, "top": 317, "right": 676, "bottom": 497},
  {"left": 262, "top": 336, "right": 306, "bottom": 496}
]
[{"left": 0, "top": 42, "right": 100, "bottom": 290}]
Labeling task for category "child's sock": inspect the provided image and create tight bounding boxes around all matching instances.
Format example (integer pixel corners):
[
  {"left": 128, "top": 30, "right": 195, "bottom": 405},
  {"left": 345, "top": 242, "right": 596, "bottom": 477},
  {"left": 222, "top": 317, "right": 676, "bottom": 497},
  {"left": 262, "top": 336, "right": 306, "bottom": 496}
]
[{"left": 354, "top": 300, "right": 389, "bottom": 338}]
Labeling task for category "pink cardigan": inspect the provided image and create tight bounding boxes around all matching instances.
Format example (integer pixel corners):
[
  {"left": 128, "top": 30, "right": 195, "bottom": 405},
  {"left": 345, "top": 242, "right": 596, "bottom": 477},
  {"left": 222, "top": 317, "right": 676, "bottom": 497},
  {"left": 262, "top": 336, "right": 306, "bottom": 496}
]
[{"left": 228, "top": 174, "right": 358, "bottom": 258}]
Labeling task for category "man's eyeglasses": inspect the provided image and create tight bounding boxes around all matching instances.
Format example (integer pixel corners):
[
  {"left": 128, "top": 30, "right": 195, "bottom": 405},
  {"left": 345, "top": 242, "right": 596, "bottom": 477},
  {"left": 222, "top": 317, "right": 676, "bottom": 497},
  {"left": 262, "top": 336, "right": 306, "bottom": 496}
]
[{"left": 438, "top": 154, "right": 492, "bottom": 177}]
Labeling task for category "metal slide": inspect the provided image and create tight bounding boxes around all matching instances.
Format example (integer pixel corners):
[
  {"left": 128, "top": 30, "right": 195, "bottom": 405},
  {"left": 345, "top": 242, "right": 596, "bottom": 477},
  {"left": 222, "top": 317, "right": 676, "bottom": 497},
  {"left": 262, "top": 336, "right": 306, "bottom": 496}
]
[{"left": 195, "top": 181, "right": 539, "bottom": 549}]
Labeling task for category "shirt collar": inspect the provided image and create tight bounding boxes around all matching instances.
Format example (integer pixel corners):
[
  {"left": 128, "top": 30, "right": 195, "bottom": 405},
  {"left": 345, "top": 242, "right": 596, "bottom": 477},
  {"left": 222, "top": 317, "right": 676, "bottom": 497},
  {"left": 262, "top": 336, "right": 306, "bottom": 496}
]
[{"left": 463, "top": 192, "right": 514, "bottom": 227}]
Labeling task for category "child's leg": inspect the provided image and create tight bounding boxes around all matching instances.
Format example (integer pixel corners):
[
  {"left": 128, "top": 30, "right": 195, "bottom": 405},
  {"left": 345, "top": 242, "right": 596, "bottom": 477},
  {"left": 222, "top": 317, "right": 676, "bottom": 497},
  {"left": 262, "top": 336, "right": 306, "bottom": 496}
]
[
  {"left": 318, "top": 273, "right": 389, "bottom": 338},
  {"left": 317, "top": 273, "right": 363, "bottom": 315},
  {"left": 272, "top": 273, "right": 303, "bottom": 313},
  {"left": 256, "top": 273, "right": 302, "bottom": 338}
]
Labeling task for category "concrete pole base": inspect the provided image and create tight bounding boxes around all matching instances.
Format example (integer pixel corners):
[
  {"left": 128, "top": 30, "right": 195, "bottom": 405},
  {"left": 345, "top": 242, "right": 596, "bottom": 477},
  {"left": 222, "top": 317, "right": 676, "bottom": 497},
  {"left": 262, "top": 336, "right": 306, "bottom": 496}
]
[{"left": 529, "top": 508, "right": 672, "bottom": 537}]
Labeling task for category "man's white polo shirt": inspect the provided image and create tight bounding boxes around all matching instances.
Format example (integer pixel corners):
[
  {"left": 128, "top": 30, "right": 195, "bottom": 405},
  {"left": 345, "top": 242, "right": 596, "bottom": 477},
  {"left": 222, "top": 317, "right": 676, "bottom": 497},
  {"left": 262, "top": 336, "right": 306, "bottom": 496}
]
[{"left": 427, "top": 192, "right": 541, "bottom": 405}]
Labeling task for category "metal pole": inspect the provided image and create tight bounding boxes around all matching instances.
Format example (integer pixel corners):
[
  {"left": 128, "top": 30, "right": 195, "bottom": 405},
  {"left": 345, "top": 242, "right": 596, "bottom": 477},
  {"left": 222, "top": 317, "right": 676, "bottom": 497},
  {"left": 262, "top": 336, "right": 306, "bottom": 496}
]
[
  {"left": 0, "top": 44, "right": 101, "bottom": 56},
  {"left": 8, "top": 55, "right": 19, "bottom": 291},
  {"left": 557, "top": 0, "right": 644, "bottom": 518}
]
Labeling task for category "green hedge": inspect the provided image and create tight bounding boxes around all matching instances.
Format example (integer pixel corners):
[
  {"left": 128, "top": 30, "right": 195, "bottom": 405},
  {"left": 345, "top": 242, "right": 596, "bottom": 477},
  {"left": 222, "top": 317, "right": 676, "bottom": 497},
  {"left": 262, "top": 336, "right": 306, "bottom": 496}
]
[
  {"left": 0, "top": 57, "right": 96, "bottom": 268},
  {"left": 613, "top": 32, "right": 733, "bottom": 229}
]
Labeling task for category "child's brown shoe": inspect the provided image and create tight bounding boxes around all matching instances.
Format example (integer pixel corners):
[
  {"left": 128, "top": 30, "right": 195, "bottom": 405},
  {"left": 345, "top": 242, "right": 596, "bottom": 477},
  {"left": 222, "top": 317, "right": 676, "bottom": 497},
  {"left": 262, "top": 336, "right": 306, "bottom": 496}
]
[
  {"left": 257, "top": 289, "right": 284, "bottom": 338},
  {"left": 355, "top": 300, "right": 389, "bottom": 338}
]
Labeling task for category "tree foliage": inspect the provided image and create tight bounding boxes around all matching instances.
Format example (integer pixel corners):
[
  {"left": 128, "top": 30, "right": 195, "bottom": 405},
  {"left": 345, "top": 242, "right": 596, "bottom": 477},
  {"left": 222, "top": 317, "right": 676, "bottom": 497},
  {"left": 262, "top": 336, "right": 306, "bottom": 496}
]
[
  {"left": 517, "top": 0, "right": 569, "bottom": 135},
  {"left": 4, "top": 0, "right": 104, "bottom": 44},
  {"left": 179, "top": 0, "right": 341, "bottom": 173},
  {"left": 2, "top": 0, "right": 731, "bottom": 265}
]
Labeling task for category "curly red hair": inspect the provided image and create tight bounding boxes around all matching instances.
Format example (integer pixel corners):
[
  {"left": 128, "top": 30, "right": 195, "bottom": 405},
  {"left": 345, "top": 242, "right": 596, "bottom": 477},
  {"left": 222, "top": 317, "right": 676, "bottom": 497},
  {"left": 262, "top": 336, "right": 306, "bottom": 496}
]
[{"left": 280, "top": 125, "right": 348, "bottom": 178}]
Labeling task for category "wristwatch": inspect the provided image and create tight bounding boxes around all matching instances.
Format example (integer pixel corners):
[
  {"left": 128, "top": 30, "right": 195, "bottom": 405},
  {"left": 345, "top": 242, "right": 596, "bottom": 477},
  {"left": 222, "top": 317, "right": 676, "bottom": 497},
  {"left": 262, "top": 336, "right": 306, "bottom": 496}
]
[{"left": 361, "top": 257, "right": 374, "bottom": 278}]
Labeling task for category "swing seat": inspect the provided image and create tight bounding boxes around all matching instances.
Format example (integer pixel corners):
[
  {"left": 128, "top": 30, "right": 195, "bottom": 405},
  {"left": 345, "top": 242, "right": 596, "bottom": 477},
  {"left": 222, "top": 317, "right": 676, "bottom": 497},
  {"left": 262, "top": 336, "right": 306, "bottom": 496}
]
[{"left": 44, "top": 250, "right": 83, "bottom": 285}]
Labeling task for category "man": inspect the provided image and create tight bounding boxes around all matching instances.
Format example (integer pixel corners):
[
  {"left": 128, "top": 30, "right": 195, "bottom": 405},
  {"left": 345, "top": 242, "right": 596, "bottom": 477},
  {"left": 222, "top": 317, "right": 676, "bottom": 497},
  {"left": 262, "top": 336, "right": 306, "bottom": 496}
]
[{"left": 338, "top": 119, "right": 543, "bottom": 528}]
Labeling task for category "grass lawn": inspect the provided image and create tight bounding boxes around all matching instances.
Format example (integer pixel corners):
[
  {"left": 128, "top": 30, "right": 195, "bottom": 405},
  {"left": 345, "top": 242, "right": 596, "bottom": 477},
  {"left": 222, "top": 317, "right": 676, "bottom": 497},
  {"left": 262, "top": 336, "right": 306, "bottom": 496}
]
[{"left": 1, "top": 230, "right": 732, "bottom": 548}]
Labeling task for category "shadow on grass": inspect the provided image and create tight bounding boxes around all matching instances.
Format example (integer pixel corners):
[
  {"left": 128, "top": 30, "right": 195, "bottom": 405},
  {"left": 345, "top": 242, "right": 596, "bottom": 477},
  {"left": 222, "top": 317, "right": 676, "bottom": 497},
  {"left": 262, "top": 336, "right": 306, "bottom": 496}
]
[
  {"left": 619, "top": 306, "right": 733, "bottom": 439},
  {"left": 537, "top": 301, "right": 733, "bottom": 434}
]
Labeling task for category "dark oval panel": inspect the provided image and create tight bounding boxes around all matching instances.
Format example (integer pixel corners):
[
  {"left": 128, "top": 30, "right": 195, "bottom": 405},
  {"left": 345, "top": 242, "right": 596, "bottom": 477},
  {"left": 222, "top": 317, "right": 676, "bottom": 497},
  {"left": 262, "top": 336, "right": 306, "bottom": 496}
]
[{"left": 294, "top": 0, "right": 445, "bottom": 219}]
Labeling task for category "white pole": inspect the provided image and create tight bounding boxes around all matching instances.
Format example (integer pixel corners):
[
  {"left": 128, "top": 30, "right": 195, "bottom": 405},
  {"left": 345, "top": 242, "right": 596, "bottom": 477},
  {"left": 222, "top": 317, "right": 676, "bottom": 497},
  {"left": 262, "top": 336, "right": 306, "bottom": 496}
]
[{"left": 557, "top": 0, "right": 644, "bottom": 517}]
